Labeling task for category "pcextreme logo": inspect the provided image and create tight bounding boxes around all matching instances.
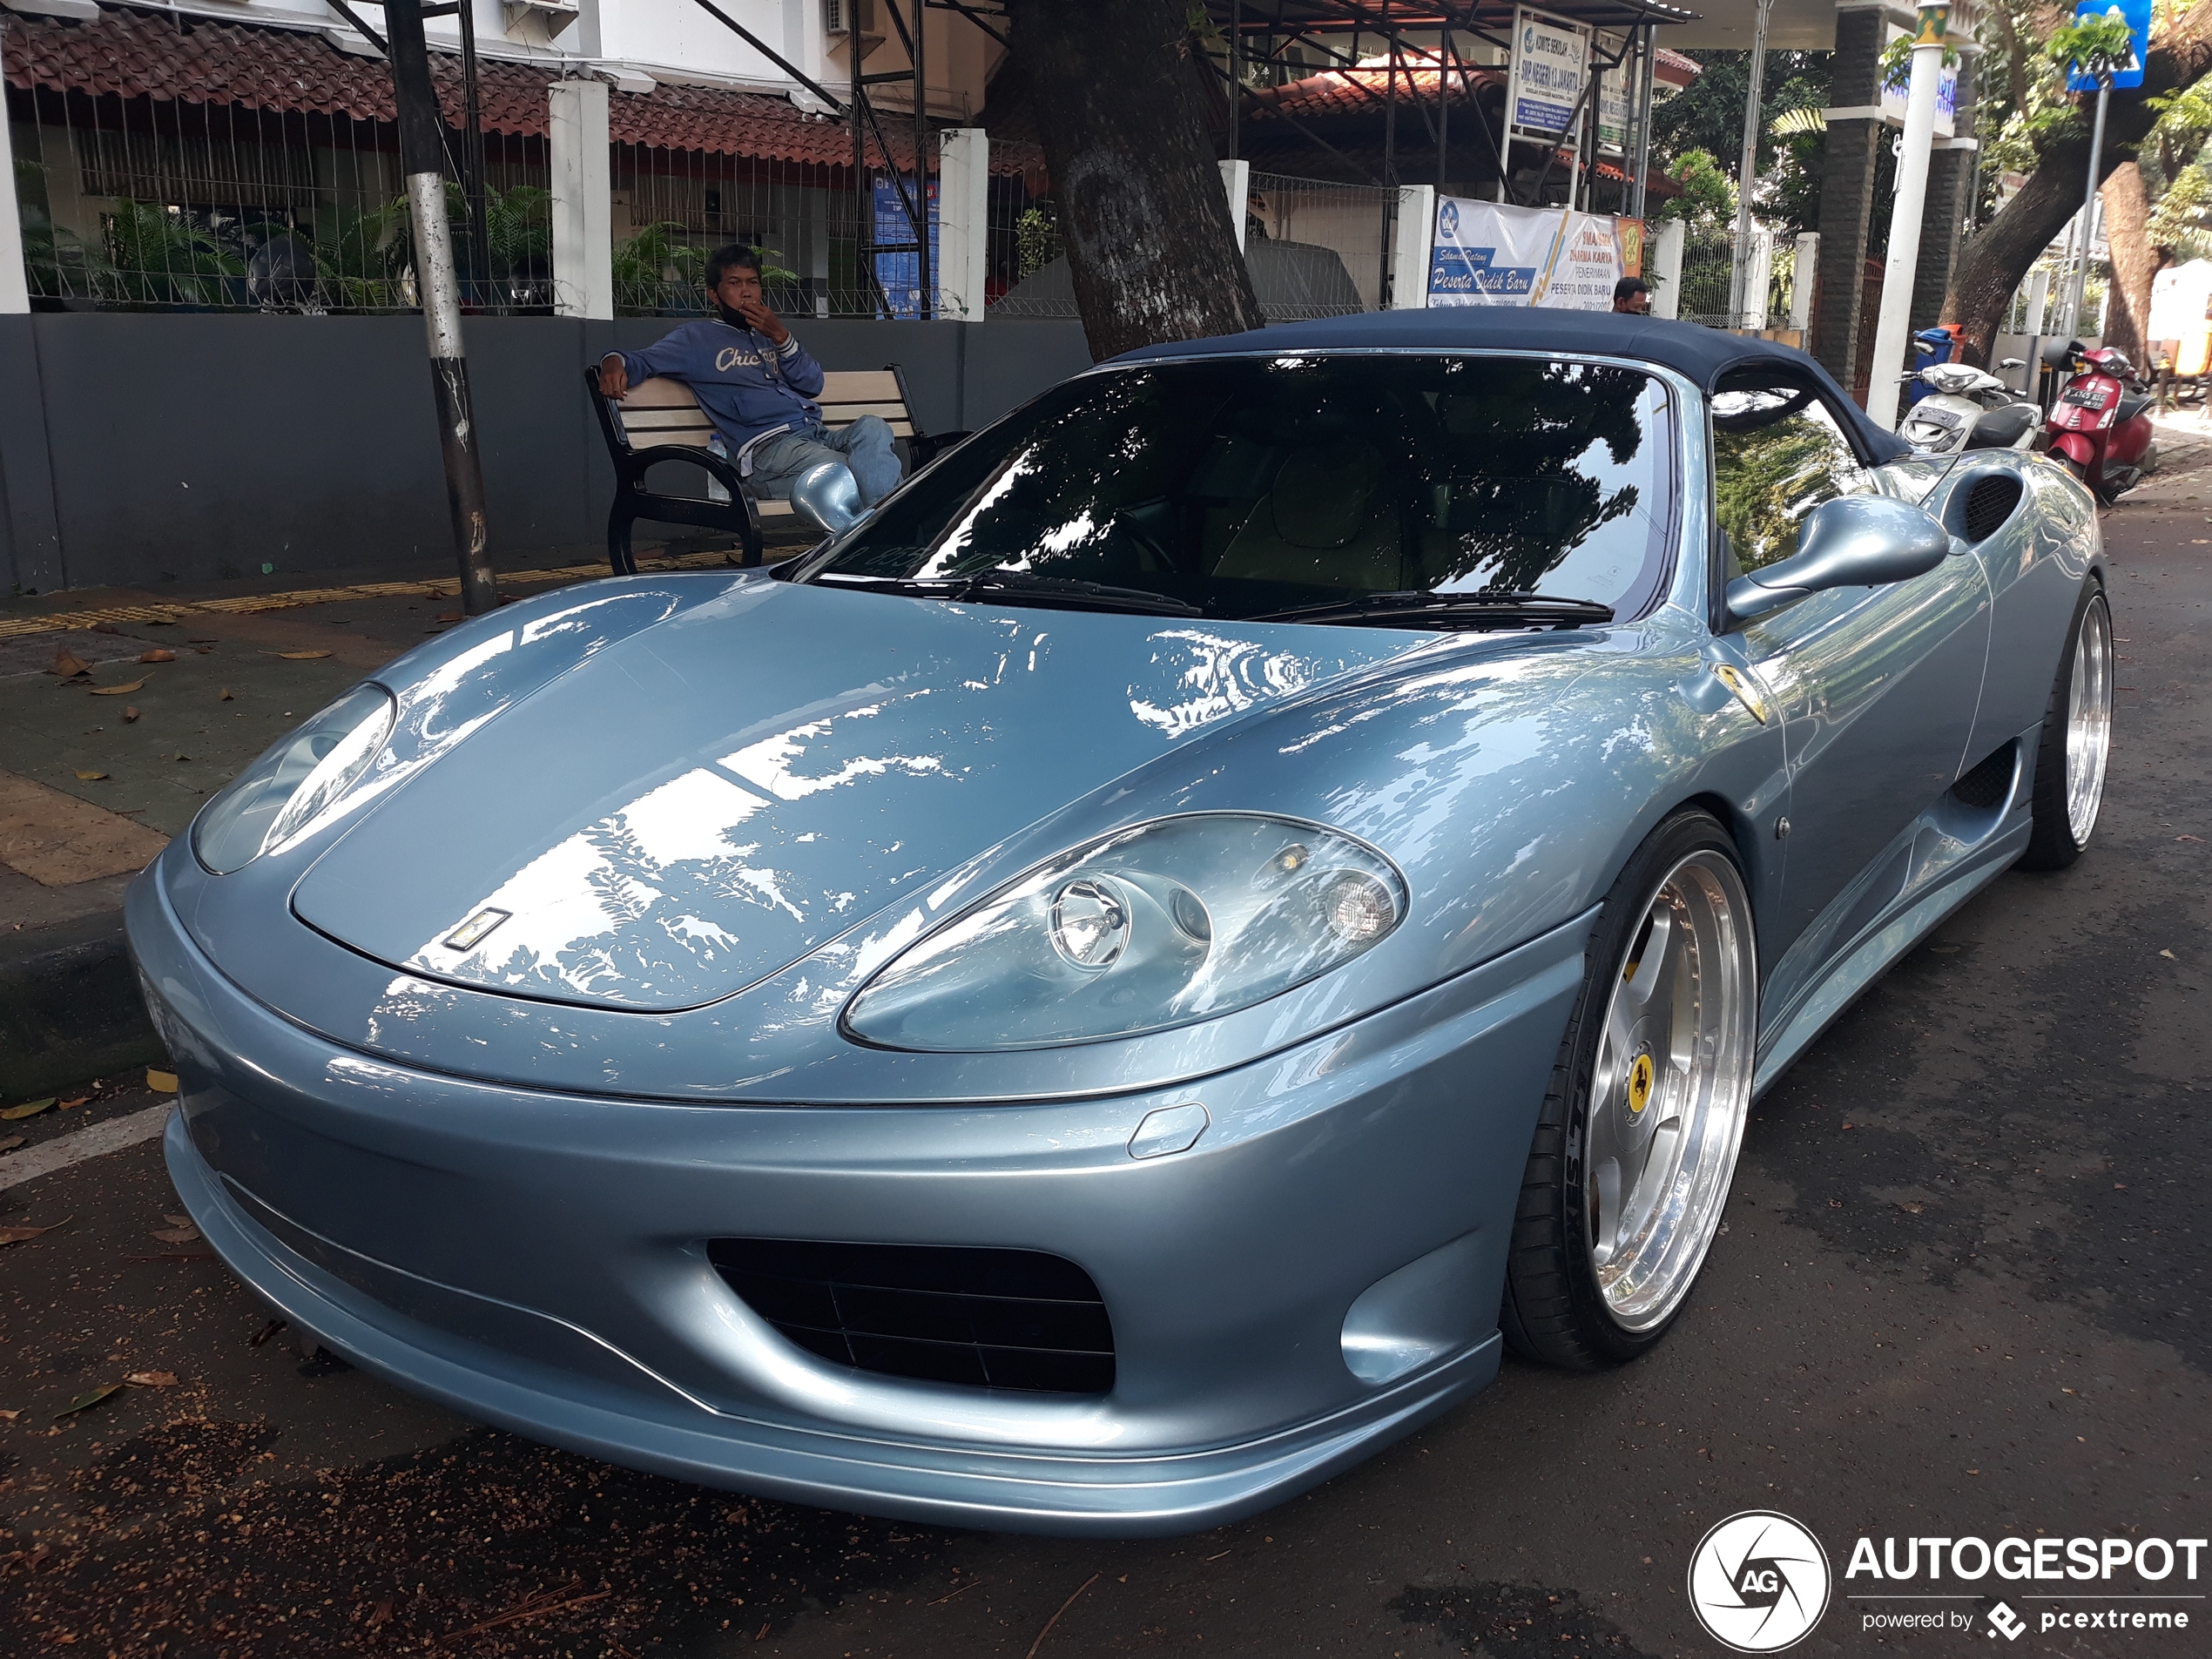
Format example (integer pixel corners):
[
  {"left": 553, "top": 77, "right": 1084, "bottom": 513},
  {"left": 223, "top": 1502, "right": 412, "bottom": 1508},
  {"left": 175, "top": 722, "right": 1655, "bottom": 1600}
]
[{"left": 1686, "top": 1511, "right": 1833, "bottom": 1653}]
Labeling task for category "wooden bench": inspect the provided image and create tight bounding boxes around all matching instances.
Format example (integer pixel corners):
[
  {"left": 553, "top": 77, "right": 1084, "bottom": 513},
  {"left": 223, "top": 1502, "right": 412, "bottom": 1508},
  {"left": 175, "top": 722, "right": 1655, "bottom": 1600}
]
[{"left": 586, "top": 365, "right": 968, "bottom": 574}]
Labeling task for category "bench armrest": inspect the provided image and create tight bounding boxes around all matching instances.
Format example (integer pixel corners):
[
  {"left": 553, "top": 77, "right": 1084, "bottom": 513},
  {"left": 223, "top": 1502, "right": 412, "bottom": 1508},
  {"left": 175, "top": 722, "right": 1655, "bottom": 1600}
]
[
  {"left": 907, "top": 429, "right": 972, "bottom": 469},
  {"left": 627, "top": 444, "right": 752, "bottom": 502}
]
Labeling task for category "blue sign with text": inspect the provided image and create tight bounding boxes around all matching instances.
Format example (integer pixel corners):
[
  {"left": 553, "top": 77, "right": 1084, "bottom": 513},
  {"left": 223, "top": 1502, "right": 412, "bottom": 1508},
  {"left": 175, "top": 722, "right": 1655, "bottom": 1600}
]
[{"left": 2067, "top": 0, "right": 2149, "bottom": 91}]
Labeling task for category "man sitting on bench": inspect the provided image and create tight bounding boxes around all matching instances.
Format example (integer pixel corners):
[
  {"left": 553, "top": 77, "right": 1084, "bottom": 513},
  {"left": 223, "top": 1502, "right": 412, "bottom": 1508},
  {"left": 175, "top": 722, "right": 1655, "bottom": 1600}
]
[{"left": 594, "top": 244, "right": 900, "bottom": 533}]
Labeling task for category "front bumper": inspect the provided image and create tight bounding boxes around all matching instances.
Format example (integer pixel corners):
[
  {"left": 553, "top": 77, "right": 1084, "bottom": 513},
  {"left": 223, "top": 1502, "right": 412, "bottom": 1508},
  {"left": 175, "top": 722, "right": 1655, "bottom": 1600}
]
[{"left": 132, "top": 866, "right": 1588, "bottom": 1536}]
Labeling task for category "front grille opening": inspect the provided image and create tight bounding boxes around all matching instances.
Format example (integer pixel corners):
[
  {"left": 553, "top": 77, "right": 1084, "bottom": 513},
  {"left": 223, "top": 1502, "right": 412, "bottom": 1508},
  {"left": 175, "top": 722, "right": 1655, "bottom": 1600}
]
[
  {"left": 709, "top": 1238, "right": 1115, "bottom": 1394},
  {"left": 1950, "top": 742, "right": 2017, "bottom": 811},
  {"left": 1960, "top": 473, "right": 2025, "bottom": 542}
]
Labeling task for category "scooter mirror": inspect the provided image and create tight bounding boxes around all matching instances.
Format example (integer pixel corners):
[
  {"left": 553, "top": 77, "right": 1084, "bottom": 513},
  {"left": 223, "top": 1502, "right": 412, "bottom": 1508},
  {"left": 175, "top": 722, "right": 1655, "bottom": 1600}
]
[{"left": 2000, "top": 358, "right": 2026, "bottom": 369}]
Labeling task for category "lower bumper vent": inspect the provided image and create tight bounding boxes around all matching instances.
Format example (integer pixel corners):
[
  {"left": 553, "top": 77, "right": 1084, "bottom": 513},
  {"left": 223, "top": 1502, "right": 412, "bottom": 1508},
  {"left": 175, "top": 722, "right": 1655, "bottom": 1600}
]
[{"left": 708, "top": 1238, "right": 1115, "bottom": 1394}]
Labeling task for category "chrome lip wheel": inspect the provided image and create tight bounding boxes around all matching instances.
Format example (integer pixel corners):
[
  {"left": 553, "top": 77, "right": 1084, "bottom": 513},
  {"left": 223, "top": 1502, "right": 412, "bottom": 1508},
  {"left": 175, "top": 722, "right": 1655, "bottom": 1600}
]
[
  {"left": 1586, "top": 850, "right": 1757, "bottom": 1332},
  {"left": 2065, "top": 595, "right": 2114, "bottom": 847}
]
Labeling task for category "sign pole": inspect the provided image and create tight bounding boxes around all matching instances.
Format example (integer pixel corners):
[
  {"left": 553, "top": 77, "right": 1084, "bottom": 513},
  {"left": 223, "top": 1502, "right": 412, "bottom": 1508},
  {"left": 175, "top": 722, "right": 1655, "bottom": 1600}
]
[
  {"left": 2063, "top": 81, "right": 2111, "bottom": 338},
  {"left": 1726, "top": 0, "right": 1775, "bottom": 329}
]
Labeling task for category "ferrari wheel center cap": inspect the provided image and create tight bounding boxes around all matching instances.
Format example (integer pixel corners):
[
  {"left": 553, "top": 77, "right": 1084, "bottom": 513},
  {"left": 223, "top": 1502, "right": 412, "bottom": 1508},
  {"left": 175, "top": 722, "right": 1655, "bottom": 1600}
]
[{"left": 1627, "top": 1052, "right": 1656, "bottom": 1116}]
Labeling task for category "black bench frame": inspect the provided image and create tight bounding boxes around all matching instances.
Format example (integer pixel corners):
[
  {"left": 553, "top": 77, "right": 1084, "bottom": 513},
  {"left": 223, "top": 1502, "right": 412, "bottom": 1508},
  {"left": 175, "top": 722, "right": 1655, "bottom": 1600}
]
[{"left": 585, "top": 364, "right": 972, "bottom": 577}]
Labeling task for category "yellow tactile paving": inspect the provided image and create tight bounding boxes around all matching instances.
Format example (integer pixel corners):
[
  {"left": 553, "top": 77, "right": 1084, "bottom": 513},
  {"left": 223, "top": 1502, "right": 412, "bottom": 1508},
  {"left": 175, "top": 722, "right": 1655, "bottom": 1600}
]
[{"left": 0, "top": 550, "right": 744, "bottom": 641}]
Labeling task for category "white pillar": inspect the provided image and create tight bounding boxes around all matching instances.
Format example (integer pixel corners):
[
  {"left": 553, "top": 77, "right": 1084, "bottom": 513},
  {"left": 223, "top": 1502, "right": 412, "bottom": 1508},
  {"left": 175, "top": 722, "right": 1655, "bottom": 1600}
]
[
  {"left": 1743, "top": 227, "right": 1775, "bottom": 330},
  {"left": 1789, "top": 231, "right": 1819, "bottom": 333},
  {"left": 1865, "top": 4, "right": 1950, "bottom": 429},
  {"left": 549, "top": 79, "right": 613, "bottom": 320},
  {"left": 0, "top": 35, "right": 30, "bottom": 314},
  {"left": 2024, "top": 265, "right": 2051, "bottom": 335},
  {"left": 1220, "top": 158, "right": 1251, "bottom": 252},
  {"left": 1390, "top": 185, "right": 1435, "bottom": 309},
  {"left": 937, "top": 128, "right": 989, "bottom": 320},
  {"left": 1650, "top": 219, "right": 1685, "bottom": 320}
]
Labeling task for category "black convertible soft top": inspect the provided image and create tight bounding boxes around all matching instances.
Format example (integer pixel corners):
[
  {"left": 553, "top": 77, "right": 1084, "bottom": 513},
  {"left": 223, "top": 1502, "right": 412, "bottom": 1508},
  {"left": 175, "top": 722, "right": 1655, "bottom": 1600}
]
[{"left": 1117, "top": 307, "right": 1911, "bottom": 465}]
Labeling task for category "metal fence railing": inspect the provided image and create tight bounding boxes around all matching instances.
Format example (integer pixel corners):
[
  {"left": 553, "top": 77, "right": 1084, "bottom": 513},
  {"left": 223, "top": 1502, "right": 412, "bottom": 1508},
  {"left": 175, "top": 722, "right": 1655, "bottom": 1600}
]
[
  {"left": 1246, "top": 172, "right": 1388, "bottom": 320},
  {"left": 10, "top": 84, "right": 556, "bottom": 314},
  {"left": 1670, "top": 223, "right": 1798, "bottom": 332}
]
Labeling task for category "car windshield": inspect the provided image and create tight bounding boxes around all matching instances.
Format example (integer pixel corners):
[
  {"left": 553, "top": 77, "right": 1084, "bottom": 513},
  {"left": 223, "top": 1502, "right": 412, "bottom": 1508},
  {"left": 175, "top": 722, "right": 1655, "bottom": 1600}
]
[{"left": 795, "top": 354, "right": 1676, "bottom": 623}]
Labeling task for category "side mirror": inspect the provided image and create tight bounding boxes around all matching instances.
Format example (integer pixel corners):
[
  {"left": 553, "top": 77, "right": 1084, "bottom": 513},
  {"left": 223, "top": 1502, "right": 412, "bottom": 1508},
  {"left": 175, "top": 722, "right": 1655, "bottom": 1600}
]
[
  {"left": 2000, "top": 357, "right": 2026, "bottom": 369},
  {"left": 1724, "top": 495, "right": 1952, "bottom": 627}
]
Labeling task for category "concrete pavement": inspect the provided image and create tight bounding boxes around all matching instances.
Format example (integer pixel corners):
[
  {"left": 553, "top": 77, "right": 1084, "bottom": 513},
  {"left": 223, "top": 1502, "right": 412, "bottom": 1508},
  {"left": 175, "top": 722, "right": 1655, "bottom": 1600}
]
[{"left": 0, "top": 483, "right": 2206, "bottom": 1656}]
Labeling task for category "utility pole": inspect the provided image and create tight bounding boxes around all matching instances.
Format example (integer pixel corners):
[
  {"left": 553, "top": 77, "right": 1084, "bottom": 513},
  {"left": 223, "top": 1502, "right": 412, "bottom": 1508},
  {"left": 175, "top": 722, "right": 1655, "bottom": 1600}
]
[
  {"left": 1726, "top": 0, "right": 1775, "bottom": 328},
  {"left": 2062, "top": 78, "right": 2114, "bottom": 338},
  {"left": 385, "top": 0, "right": 498, "bottom": 615}
]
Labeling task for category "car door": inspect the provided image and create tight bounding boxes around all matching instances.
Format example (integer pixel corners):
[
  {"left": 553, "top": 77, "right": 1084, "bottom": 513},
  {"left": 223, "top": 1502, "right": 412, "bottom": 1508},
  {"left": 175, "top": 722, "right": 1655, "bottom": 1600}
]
[{"left": 1711, "top": 374, "right": 1992, "bottom": 1008}]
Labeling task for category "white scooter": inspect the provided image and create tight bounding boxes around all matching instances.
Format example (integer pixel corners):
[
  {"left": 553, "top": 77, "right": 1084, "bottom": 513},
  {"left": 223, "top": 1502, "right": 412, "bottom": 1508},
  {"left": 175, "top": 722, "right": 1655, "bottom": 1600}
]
[{"left": 1898, "top": 359, "right": 2045, "bottom": 456}]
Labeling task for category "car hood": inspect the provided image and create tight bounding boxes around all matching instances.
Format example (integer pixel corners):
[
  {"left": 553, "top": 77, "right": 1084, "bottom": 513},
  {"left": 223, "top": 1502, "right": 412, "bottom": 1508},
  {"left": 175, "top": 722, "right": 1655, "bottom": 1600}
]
[{"left": 291, "top": 579, "right": 1413, "bottom": 1013}]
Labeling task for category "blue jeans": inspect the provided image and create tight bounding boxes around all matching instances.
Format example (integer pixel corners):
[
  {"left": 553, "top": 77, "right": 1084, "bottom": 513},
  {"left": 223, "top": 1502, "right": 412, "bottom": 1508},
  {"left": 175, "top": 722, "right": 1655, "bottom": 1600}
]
[{"left": 746, "top": 415, "right": 902, "bottom": 508}]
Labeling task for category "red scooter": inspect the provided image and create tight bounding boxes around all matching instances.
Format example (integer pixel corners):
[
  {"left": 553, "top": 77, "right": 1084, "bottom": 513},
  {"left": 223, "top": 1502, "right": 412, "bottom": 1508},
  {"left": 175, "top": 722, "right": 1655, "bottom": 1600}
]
[{"left": 2043, "top": 338, "right": 2159, "bottom": 502}]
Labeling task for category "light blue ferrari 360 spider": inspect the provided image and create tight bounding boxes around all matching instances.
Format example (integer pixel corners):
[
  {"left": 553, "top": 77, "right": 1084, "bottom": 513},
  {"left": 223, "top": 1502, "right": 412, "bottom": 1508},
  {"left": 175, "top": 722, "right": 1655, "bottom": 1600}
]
[{"left": 131, "top": 309, "right": 2112, "bottom": 1535}]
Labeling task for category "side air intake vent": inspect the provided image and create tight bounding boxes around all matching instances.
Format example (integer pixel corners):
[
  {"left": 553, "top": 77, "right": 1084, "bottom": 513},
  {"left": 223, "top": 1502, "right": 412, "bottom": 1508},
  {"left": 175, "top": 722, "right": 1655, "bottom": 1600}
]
[
  {"left": 1950, "top": 742, "right": 2017, "bottom": 811},
  {"left": 1960, "top": 474, "right": 2024, "bottom": 543},
  {"left": 709, "top": 1238, "right": 1115, "bottom": 1394}
]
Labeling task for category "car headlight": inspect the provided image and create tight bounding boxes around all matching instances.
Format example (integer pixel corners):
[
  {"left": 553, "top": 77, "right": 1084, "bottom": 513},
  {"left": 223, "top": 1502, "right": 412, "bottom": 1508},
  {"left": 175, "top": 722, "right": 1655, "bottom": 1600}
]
[
  {"left": 192, "top": 684, "right": 395, "bottom": 873},
  {"left": 842, "top": 813, "right": 1407, "bottom": 1051}
]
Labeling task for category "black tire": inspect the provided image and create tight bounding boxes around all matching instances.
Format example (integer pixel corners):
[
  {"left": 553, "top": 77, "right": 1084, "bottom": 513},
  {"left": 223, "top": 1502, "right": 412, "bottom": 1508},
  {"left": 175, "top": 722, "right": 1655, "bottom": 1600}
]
[
  {"left": 1499, "top": 808, "right": 1756, "bottom": 1370},
  {"left": 2020, "top": 579, "right": 2114, "bottom": 871}
]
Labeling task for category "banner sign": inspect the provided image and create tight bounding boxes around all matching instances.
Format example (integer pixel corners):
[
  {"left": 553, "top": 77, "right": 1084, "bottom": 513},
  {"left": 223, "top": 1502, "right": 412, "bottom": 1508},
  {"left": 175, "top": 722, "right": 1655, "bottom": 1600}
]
[
  {"left": 1508, "top": 7, "right": 1592, "bottom": 143},
  {"left": 1429, "top": 196, "right": 1643, "bottom": 310},
  {"left": 871, "top": 175, "right": 939, "bottom": 319},
  {"left": 2067, "top": 0, "right": 2149, "bottom": 91},
  {"left": 1878, "top": 24, "right": 1960, "bottom": 136}
]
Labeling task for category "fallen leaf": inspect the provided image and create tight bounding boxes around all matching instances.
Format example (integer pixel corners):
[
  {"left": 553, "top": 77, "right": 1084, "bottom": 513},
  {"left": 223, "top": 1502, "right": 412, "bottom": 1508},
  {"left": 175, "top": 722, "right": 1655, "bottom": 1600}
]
[
  {"left": 0, "top": 1217, "right": 71, "bottom": 1245},
  {"left": 2115, "top": 1183, "right": 2129, "bottom": 1191},
  {"left": 1898, "top": 1200, "right": 1925, "bottom": 1214},
  {"left": 124, "top": 1371, "right": 178, "bottom": 1387},
  {"left": 72, "top": 769, "right": 108, "bottom": 781},
  {"left": 0, "top": 1098, "right": 56, "bottom": 1120},
  {"left": 0, "top": 1409, "right": 18, "bottom": 1421},
  {"left": 50, "top": 646, "right": 91, "bottom": 678},
  {"left": 163, "top": 1213, "right": 191, "bottom": 1226},
  {"left": 2180, "top": 834, "right": 2205, "bottom": 844},
  {"left": 145, "top": 1068, "right": 179, "bottom": 1092},
  {"left": 53, "top": 1384, "right": 121, "bottom": 1419},
  {"left": 122, "top": 705, "right": 140, "bottom": 723},
  {"left": 57, "top": 1096, "right": 87, "bottom": 1109},
  {"left": 219, "top": 687, "right": 233, "bottom": 701},
  {"left": 173, "top": 752, "right": 193, "bottom": 763},
  {"left": 141, "top": 617, "right": 176, "bottom": 625},
  {"left": 194, "top": 646, "right": 214, "bottom": 655},
  {"left": 437, "top": 612, "right": 463, "bottom": 624},
  {"left": 2161, "top": 948, "right": 2178, "bottom": 959},
  {"left": 367, "top": 1598, "right": 393, "bottom": 1629},
  {"left": 150, "top": 1225, "right": 201, "bottom": 1244},
  {"left": 249, "top": 1318, "right": 287, "bottom": 1347},
  {"left": 138, "top": 648, "right": 175, "bottom": 664},
  {"left": 91, "top": 622, "right": 119, "bottom": 634},
  {"left": 90, "top": 679, "right": 145, "bottom": 697},
  {"left": 264, "top": 650, "right": 332, "bottom": 660},
  {"left": 0, "top": 1136, "right": 24, "bottom": 1153},
  {"left": 188, "top": 637, "right": 219, "bottom": 644}
]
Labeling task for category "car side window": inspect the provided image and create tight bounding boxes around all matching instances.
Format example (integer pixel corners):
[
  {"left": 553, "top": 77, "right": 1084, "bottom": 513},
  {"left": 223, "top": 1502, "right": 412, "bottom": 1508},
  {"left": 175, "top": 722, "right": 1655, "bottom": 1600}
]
[{"left": 1710, "top": 380, "right": 1873, "bottom": 573}]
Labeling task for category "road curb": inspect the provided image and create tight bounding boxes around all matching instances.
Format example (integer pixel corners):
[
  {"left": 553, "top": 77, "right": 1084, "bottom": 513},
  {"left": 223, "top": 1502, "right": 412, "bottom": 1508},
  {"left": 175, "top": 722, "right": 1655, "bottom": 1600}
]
[{"left": 0, "top": 907, "right": 163, "bottom": 1102}]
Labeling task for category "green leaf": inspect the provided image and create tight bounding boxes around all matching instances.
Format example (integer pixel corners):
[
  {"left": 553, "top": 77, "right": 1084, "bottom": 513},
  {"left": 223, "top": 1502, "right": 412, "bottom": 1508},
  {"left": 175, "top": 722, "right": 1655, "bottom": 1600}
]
[
  {"left": 0, "top": 1097, "right": 55, "bottom": 1120},
  {"left": 54, "top": 1383, "right": 123, "bottom": 1419}
]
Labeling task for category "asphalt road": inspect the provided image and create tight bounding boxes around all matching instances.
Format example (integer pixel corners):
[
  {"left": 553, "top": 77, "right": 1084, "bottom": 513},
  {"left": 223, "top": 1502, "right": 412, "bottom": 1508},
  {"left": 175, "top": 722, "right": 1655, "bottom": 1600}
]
[{"left": 3, "top": 475, "right": 2207, "bottom": 1658}]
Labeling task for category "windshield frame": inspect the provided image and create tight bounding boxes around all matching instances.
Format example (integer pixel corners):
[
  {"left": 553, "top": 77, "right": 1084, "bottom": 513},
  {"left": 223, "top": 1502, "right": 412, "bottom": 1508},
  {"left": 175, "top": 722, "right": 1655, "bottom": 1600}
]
[{"left": 788, "top": 347, "right": 1694, "bottom": 630}]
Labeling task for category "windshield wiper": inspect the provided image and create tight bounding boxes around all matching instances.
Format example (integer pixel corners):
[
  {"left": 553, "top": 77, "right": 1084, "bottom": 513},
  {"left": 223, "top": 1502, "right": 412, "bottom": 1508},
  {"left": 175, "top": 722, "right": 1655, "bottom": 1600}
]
[
  {"left": 813, "top": 569, "right": 1204, "bottom": 617},
  {"left": 1251, "top": 590, "right": 1615, "bottom": 631}
]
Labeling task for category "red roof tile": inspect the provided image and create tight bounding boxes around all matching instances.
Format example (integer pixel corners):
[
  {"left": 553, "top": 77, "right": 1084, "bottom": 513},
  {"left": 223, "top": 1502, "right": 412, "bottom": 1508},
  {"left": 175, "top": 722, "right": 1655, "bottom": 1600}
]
[
  {"left": 0, "top": 3, "right": 1030, "bottom": 171},
  {"left": 1246, "top": 60, "right": 1499, "bottom": 122}
]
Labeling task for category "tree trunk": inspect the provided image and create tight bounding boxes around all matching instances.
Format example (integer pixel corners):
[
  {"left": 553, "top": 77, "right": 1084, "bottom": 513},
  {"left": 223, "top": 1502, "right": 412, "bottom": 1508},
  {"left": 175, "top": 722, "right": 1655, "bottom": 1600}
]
[
  {"left": 2099, "top": 160, "right": 2155, "bottom": 361},
  {"left": 1007, "top": 0, "right": 1264, "bottom": 358},
  {"left": 1945, "top": 0, "right": 2212, "bottom": 361}
]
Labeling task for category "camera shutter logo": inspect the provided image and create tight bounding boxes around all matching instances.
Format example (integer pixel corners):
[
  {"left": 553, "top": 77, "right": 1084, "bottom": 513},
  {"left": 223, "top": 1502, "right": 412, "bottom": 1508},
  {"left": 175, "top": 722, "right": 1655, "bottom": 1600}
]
[{"left": 1686, "top": 1510, "right": 1832, "bottom": 1652}]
